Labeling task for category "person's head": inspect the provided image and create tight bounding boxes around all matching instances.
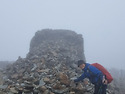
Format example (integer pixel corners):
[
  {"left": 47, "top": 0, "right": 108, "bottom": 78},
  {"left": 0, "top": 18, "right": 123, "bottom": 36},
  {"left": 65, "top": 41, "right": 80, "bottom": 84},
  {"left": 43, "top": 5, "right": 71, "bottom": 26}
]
[{"left": 77, "top": 60, "right": 86, "bottom": 69}]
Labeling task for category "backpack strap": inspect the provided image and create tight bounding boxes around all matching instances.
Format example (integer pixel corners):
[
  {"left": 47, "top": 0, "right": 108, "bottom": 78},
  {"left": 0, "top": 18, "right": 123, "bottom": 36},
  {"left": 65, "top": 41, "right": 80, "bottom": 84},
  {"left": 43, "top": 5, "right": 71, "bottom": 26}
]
[{"left": 87, "top": 65, "right": 97, "bottom": 77}]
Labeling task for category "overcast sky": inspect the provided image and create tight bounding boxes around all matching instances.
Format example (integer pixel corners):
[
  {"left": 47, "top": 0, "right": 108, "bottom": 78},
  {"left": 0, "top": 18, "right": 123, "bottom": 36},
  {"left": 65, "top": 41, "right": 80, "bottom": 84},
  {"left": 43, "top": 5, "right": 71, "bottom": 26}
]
[{"left": 0, "top": 0, "right": 125, "bottom": 69}]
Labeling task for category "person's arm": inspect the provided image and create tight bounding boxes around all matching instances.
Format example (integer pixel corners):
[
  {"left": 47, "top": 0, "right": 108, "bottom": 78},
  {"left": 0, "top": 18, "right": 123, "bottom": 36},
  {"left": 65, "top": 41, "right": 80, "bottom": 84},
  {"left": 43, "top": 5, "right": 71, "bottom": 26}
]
[{"left": 74, "top": 73, "right": 85, "bottom": 82}]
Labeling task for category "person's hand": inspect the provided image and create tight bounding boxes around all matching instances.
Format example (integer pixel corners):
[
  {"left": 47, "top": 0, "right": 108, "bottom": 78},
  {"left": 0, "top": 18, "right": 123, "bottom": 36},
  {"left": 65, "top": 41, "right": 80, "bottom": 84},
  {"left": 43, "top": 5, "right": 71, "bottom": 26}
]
[
  {"left": 74, "top": 79, "right": 77, "bottom": 83},
  {"left": 104, "top": 79, "right": 108, "bottom": 84},
  {"left": 70, "top": 77, "right": 77, "bottom": 82},
  {"left": 84, "top": 80, "right": 89, "bottom": 85},
  {"left": 102, "top": 78, "right": 108, "bottom": 85}
]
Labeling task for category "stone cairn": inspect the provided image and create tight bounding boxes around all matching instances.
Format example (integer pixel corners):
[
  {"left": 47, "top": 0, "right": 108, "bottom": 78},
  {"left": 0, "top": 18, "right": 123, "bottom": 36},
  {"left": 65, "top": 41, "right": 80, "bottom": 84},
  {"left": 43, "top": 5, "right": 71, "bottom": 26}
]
[{"left": 0, "top": 29, "right": 114, "bottom": 94}]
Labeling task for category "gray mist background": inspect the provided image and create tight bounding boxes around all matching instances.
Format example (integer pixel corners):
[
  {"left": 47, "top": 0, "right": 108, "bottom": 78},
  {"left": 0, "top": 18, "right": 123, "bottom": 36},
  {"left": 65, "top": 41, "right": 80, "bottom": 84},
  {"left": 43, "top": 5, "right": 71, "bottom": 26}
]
[{"left": 0, "top": 0, "right": 125, "bottom": 69}]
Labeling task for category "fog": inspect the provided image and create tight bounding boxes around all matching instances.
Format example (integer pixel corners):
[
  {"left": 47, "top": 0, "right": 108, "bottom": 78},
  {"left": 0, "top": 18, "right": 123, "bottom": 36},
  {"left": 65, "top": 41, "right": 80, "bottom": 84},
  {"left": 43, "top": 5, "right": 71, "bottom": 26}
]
[{"left": 0, "top": 0, "right": 125, "bottom": 69}]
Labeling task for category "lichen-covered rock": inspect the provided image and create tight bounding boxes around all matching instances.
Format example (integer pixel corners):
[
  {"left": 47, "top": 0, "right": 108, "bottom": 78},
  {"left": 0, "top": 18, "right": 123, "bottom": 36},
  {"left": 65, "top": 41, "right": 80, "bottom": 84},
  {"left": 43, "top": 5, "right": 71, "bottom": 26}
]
[{"left": 58, "top": 72, "right": 70, "bottom": 85}]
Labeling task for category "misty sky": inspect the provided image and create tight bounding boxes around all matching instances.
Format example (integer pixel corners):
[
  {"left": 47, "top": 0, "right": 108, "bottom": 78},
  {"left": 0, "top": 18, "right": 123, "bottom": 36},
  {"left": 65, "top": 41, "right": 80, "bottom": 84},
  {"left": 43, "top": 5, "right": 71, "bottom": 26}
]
[{"left": 0, "top": 0, "right": 125, "bottom": 69}]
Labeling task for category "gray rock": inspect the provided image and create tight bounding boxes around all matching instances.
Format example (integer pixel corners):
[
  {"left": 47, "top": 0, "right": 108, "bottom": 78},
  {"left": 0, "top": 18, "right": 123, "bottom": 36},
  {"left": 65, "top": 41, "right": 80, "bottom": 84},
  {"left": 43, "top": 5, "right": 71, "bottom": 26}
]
[
  {"left": 31, "top": 64, "right": 37, "bottom": 71},
  {"left": 0, "top": 85, "right": 8, "bottom": 90},
  {"left": 9, "top": 87, "right": 18, "bottom": 93},
  {"left": 39, "top": 79, "right": 45, "bottom": 86},
  {"left": 52, "top": 88, "right": 69, "bottom": 94}
]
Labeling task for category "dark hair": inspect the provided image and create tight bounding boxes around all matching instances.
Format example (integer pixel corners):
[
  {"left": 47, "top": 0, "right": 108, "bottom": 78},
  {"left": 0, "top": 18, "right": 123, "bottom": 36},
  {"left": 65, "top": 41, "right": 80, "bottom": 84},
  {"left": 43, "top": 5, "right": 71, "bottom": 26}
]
[{"left": 77, "top": 60, "right": 86, "bottom": 67}]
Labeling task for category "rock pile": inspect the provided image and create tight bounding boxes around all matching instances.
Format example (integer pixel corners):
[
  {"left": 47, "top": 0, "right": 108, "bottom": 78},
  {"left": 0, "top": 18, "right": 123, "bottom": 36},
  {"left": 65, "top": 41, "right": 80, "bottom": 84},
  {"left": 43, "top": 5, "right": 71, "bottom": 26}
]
[
  {"left": 0, "top": 29, "right": 88, "bottom": 94},
  {"left": 1, "top": 56, "right": 93, "bottom": 94},
  {"left": 0, "top": 29, "right": 115, "bottom": 94}
]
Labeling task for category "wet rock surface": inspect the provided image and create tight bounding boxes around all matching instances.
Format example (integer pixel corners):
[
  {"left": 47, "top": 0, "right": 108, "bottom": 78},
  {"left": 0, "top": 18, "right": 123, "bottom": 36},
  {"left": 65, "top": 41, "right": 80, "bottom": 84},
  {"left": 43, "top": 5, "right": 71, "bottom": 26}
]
[{"left": 0, "top": 29, "right": 117, "bottom": 94}]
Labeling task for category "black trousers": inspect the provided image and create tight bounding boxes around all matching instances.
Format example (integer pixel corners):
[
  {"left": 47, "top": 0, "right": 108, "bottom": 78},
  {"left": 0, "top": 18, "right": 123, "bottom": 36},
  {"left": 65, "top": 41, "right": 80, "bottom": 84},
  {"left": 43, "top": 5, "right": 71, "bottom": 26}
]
[{"left": 94, "top": 82, "right": 107, "bottom": 94}]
